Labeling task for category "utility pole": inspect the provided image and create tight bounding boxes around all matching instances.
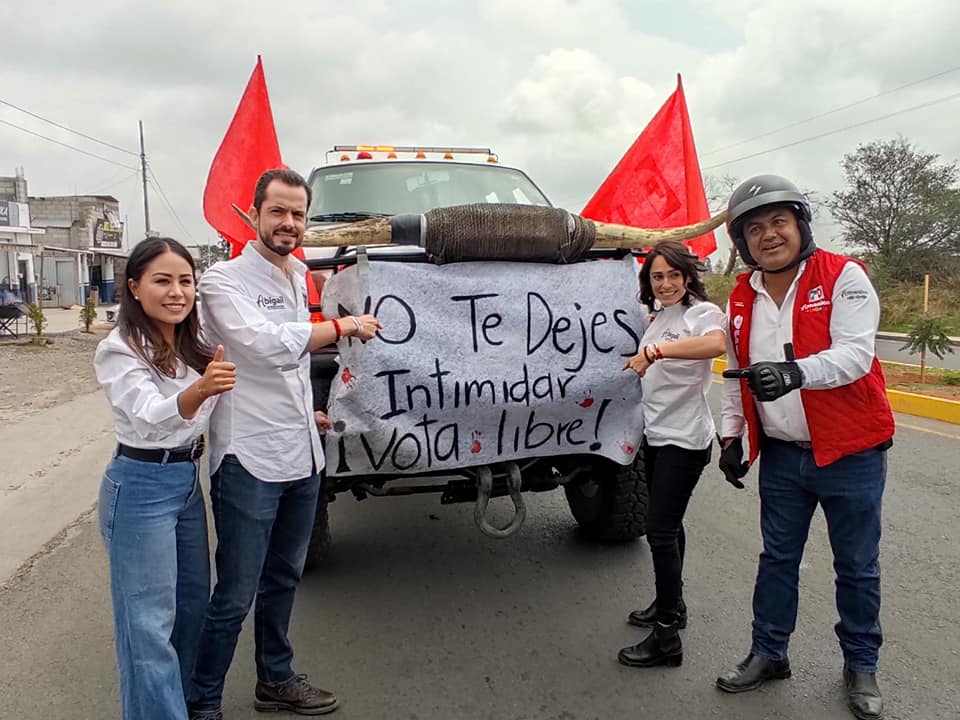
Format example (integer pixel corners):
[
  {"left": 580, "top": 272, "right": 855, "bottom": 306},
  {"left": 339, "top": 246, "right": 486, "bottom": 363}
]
[{"left": 139, "top": 120, "right": 151, "bottom": 237}]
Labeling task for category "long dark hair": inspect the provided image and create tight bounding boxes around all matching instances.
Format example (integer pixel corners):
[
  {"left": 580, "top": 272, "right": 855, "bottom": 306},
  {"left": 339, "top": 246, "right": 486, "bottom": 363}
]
[
  {"left": 638, "top": 240, "right": 710, "bottom": 311},
  {"left": 118, "top": 237, "right": 213, "bottom": 376}
]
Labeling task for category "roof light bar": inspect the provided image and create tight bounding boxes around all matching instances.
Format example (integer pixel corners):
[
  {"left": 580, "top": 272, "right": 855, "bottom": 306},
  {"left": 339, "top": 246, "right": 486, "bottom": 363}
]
[{"left": 333, "top": 145, "right": 494, "bottom": 155}]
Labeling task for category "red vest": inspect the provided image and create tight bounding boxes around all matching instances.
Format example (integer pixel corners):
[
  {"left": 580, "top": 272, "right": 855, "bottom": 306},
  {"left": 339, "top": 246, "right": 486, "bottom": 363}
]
[{"left": 728, "top": 249, "right": 894, "bottom": 468}]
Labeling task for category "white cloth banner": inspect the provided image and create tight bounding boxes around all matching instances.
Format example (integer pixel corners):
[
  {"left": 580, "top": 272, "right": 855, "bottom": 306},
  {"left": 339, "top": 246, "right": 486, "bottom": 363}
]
[{"left": 321, "top": 256, "right": 647, "bottom": 476}]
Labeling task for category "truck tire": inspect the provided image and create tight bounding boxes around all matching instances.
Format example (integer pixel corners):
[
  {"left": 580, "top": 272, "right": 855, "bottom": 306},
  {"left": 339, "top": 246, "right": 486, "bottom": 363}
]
[
  {"left": 303, "top": 492, "right": 331, "bottom": 571},
  {"left": 563, "top": 453, "right": 648, "bottom": 541}
]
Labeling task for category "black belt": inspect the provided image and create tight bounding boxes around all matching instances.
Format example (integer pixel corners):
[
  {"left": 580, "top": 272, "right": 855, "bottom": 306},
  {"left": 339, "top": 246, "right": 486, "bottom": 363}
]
[
  {"left": 117, "top": 437, "right": 205, "bottom": 464},
  {"left": 765, "top": 437, "right": 892, "bottom": 452}
]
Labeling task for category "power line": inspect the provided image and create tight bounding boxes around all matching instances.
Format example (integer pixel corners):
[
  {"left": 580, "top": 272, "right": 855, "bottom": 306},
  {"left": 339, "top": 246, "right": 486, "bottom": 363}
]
[
  {"left": 89, "top": 169, "right": 141, "bottom": 195},
  {"left": 148, "top": 169, "right": 194, "bottom": 242},
  {"left": 702, "top": 64, "right": 960, "bottom": 157},
  {"left": 0, "top": 98, "right": 139, "bottom": 156},
  {"left": 702, "top": 89, "right": 960, "bottom": 170},
  {"left": 0, "top": 117, "right": 139, "bottom": 171},
  {"left": 556, "top": 85, "right": 960, "bottom": 207}
]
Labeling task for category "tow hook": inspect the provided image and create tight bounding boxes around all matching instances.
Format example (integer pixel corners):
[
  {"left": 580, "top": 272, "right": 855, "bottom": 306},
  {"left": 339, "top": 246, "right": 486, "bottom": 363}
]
[{"left": 474, "top": 463, "right": 526, "bottom": 538}]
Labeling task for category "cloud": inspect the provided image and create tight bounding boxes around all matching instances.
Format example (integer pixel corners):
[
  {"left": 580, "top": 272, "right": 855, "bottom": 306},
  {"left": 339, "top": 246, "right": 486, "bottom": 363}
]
[{"left": 0, "top": 0, "right": 957, "bottom": 261}]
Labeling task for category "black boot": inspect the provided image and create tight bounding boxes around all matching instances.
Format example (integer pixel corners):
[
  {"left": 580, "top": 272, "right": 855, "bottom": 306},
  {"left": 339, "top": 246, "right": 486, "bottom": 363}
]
[
  {"left": 843, "top": 668, "right": 883, "bottom": 720},
  {"left": 618, "top": 623, "right": 683, "bottom": 668},
  {"left": 627, "top": 598, "right": 687, "bottom": 629},
  {"left": 715, "top": 653, "right": 791, "bottom": 693}
]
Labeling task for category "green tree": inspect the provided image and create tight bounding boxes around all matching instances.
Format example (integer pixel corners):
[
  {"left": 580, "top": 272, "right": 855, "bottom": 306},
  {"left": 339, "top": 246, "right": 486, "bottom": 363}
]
[
  {"left": 828, "top": 137, "right": 960, "bottom": 281},
  {"left": 900, "top": 315, "right": 955, "bottom": 384},
  {"left": 197, "top": 238, "right": 230, "bottom": 272}
]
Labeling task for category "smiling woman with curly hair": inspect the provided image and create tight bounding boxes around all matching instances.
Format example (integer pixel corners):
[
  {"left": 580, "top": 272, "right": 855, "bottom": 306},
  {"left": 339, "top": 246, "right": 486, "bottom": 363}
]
[{"left": 617, "top": 239, "right": 727, "bottom": 669}]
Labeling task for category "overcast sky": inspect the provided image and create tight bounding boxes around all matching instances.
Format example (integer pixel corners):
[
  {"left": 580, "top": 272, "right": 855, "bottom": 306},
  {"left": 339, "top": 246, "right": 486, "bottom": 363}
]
[{"left": 2, "top": 0, "right": 959, "bottom": 263}]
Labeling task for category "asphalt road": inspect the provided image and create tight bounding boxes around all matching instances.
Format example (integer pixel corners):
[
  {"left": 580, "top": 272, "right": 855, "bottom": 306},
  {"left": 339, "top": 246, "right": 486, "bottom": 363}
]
[
  {"left": 875, "top": 335, "right": 959, "bottom": 370},
  {"left": 1, "top": 395, "right": 958, "bottom": 720}
]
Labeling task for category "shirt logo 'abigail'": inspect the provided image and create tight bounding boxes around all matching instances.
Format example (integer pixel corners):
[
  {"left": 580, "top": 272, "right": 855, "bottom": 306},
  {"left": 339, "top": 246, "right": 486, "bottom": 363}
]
[{"left": 257, "top": 294, "right": 286, "bottom": 309}]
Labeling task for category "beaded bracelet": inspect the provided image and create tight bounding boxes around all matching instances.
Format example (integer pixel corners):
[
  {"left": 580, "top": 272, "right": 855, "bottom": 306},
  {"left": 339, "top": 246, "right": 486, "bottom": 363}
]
[{"left": 332, "top": 318, "right": 342, "bottom": 340}]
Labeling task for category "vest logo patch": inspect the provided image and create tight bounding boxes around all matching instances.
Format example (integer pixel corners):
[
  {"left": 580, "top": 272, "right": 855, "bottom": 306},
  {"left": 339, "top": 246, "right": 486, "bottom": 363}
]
[
  {"left": 800, "top": 298, "right": 831, "bottom": 312},
  {"left": 800, "top": 285, "right": 831, "bottom": 313}
]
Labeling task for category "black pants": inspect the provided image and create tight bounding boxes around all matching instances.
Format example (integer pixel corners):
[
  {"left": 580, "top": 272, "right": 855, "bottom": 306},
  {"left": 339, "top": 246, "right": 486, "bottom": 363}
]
[{"left": 644, "top": 440, "right": 711, "bottom": 624}]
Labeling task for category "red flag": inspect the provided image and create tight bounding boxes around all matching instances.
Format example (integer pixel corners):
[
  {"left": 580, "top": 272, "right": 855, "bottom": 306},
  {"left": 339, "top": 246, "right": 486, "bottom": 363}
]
[
  {"left": 203, "top": 56, "right": 283, "bottom": 258},
  {"left": 582, "top": 75, "right": 716, "bottom": 258}
]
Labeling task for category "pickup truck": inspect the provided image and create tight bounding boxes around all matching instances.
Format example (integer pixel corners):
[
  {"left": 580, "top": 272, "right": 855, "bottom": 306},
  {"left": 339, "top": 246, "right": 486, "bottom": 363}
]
[{"left": 302, "top": 145, "right": 648, "bottom": 568}]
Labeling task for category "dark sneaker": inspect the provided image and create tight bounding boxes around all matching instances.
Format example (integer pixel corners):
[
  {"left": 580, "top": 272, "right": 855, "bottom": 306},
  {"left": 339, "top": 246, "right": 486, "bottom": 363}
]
[
  {"left": 255, "top": 674, "right": 339, "bottom": 715},
  {"left": 189, "top": 711, "right": 223, "bottom": 720}
]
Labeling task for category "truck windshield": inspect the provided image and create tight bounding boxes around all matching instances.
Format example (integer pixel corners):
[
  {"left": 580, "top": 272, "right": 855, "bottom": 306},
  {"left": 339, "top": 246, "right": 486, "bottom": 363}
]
[{"left": 307, "top": 162, "right": 551, "bottom": 219}]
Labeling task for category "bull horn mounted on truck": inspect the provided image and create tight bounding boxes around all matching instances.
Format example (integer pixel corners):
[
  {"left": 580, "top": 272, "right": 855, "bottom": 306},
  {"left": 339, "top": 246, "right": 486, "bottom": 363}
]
[
  {"left": 234, "top": 203, "right": 726, "bottom": 263},
  {"left": 231, "top": 201, "right": 723, "bottom": 537}
]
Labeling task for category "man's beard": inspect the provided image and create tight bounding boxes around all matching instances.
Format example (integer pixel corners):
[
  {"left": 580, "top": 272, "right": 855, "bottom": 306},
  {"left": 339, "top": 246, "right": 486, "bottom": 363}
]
[{"left": 259, "top": 228, "right": 302, "bottom": 257}]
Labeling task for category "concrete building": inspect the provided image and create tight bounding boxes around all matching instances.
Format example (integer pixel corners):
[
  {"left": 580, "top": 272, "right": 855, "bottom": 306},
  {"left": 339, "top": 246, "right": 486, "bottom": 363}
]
[
  {"left": 2, "top": 169, "right": 132, "bottom": 308},
  {"left": 28, "top": 188, "right": 128, "bottom": 306},
  {"left": 0, "top": 169, "right": 44, "bottom": 304}
]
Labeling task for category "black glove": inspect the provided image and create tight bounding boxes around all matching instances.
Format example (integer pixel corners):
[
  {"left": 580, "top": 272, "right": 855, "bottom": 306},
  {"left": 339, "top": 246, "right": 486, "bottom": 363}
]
[
  {"left": 717, "top": 435, "right": 748, "bottom": 489},
  {"left": 723, "top": 361, "right": 803, "bottom": 402}
]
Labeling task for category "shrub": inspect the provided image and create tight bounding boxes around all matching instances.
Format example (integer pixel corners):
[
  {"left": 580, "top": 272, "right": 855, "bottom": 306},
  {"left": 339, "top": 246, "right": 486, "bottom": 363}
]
[
  {"left": 80, "top": 295, "right": 98, "bottom": 332},
  {"left": 26, "top": 303, "right": 46, "bottom": 338}
]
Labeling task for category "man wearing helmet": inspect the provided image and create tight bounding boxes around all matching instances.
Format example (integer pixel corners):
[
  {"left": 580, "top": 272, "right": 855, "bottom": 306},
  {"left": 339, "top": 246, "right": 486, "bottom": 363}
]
[{"left": 714, "top": 175, "right": 894, "bottom": 720}]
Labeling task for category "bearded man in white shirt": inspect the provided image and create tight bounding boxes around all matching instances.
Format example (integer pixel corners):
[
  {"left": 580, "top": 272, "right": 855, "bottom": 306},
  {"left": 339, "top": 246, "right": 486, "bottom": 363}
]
[
  {"left": 714, "top": 175, "right": 894, "bottom": 720},
  {"left": 188, "top": 169, "right": 381, "bottom": 720}
]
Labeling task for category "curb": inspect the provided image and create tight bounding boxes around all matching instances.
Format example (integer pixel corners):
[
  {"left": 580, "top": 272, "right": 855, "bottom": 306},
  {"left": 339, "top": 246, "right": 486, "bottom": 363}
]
[{"left": 711, "top": 359, "right": 960, "bottom": 426}]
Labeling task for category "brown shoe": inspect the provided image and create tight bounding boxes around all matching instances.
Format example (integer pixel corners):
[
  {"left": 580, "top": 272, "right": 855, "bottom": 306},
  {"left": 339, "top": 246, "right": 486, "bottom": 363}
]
[{"left": 254, "top": 674, "right": 339, "bottom": 715}]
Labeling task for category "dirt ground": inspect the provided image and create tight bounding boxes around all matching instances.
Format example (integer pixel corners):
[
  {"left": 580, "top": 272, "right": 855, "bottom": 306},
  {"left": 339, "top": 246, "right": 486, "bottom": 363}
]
[
  {"left": 883, "top": 366, "right": 960, "bottom": 401},
  {"left": 0, "top": 327, "right": 110, "bottom": 424}
]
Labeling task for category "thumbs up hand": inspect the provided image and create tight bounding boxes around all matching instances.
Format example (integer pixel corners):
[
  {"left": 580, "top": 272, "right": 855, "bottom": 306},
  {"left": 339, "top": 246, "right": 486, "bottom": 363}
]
[{"left": 199, "top": 344, "right": 236, "bottom": 398}]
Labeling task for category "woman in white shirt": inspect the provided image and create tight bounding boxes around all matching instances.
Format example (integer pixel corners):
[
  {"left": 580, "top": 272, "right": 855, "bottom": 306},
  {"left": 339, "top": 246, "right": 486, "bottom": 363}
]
[
  {"left": 94, "top": 237, "right": 235, "bottom": 720},
  {"left": 617, "top": 240, "right": 727, "bottom": 669}
]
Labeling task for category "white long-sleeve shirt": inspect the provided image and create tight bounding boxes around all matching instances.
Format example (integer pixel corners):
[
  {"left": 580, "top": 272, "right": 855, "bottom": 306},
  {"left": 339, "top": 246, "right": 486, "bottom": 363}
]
[
  {"left": 95, "top": 327, "right": 215, "bottom": 448},
  {"left": 199, "top": 243, "right": 323, "bottom": 482},
  {"left": 720, "top": 259, "right": 880, "bottom": 443},
  {"left": 640, "top": 300, "right": 726, "bottom": 451}
]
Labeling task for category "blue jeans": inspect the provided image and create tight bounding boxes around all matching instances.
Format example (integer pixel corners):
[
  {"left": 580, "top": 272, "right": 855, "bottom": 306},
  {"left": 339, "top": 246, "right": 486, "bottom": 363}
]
[
  {"left": 98, "top": 453, "right": 211, "bottom": 720},
  {"left": 188, "top": 455, "right": 321, "bottom": 714},
  {"left": 751, "top": 439, "right": 885, "bottom": 672}
]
